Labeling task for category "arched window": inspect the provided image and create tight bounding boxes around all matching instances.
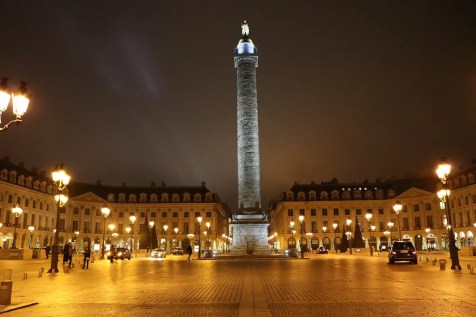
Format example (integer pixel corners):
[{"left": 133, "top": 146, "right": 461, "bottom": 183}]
[
  {"left": 331, "top": 190, "right": 339, "bottom": 200},
  {"left": 297, "top": 192, "right": 306, "bottom": 201},
  {"left": 150, "top": 193, "right": 158, "bottom": 202},
  {"left": 286, "top": 192, "right": 294, "bottom": 201},
  {"left": 364, "top": 190, "right": 373, "bottom": 200},
  {"left": 161, "top": 193, "right": 169, "bottom": 202},
  {"left": 139, "top": 193, "right": 148, "bottom": 202},
  {"left": 309, "top": 191, "right": 317, "bottom": 200},
  {"left": 128, "top": 194, "right": 137, "bottom": 202},
  {"left": 183, "top": 193, "right": 191, "bottom": 202},
  {"left": 193, "top": 193, "right": 202, "bottom": 202},
  {"left": 320, "top": 192, "right": 329, "bottom": 200},
  {"left": 172, "top": 193, "right": 180, "bottom": 202}
]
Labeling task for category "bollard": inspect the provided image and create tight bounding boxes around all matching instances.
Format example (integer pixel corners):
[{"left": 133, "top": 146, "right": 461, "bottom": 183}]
[
  {"left": 432, "top": 258, "right": 437, "bottom": 265},
  {"left": 0, "top": 281, "right": 13, "bottom": 305},
  {"left": 3, "top": 269, "right": 12, "bottom": 280},
  {"left": 439, "top": 259, "right": 447, "bottom": 271},
  {"left": 426, "top": 257, "right": 430, "bottom": 263},
  {"left": 38, "top": 269, "right": 42, "bottom": 277},
  {"left": 23, "top": 273, "right": 27, "bottom": 280},
  {"left": 419, "top": 255, "right": 423, "bottom": 261}
]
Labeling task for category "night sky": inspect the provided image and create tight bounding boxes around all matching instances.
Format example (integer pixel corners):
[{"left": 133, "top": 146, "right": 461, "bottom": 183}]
[{"left": 1, "top": 1, "right": 475, "bottom": 209}]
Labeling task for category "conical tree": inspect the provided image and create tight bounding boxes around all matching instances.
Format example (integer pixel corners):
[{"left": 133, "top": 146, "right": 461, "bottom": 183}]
[
  {"left": 340, "top": 224, "right": 348, "bottom": 253},
  {"left": 139, "top": 214, "right": 150, "bottom": 249},
  {"left": 151, "top": 224, "right": 158, "bottom": 249},
  {"left": 353, "top": 216, "right": 366, "bottom": 248}
]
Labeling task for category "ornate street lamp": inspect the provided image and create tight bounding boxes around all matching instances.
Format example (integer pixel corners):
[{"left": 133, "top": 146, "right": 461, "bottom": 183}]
[
  {"left": 346, "top": 218, "right": 352, "bottom": 255},
  {"left": 100, "top": 207, "right": 111, "bottom": 259},
  {"left": 197, "top": 216, "right": 202, "bottom": 259},
  {"left": 299, "top": 215, "right": 305, "bottom": 258},
  {"left": 306, "top": 232, "right": 312, "bottom": 253},
  {"left": 332, "top": 222, "right": 338, "bottom": 253},
  {"left": 11, "top": 205, "right": 23, "bottom": 249},
  {"left": 148, "top": 220, "right": 155, "bottom": 253},
  {"left": 74, "top": 230, "right": 79, "bottom": 251},
  {"left": 365, "top": 212, "right": 374, "bottom": 255},
  {"left": 28, "top": 225, "right": 35, "bottom": 249},
  {"left": 163, "top": 224, "right": 168, "bottom": 250},
  {"left": 436, "top": 159, "right": 461, "bottom": 270},
  {"left": 129, "top": 215, "right": 136, "bottom": 257},
  {"left": 393, "top": 201, "right": 403, "bottom": 240},
  {"left": 0, "top": 78, "right": 30, "bottom": 132},
  {"left": 48, "top": 164, "right": 70, "bottom": 273},
  {"left": 387, "top": 221, "right": 394, "bottom": 241}
]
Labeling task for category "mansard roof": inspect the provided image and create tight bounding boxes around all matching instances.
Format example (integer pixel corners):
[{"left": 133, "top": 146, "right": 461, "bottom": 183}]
[
  {"left": 68, "top": 181, "right": 216, "bottom": 201},
  {"left": 284, "top": 176, "right": 437, "bottom": 201}
]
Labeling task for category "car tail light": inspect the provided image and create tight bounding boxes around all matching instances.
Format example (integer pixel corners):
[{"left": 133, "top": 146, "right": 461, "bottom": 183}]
[{"left": 392, "top": 251, "right": 396, "bottom": 255}]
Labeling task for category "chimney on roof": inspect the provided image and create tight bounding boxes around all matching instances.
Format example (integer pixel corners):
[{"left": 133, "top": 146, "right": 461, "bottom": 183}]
[
  {"left": 40, "top": 170, "right": 46, "bottom": 178},
  {"left": 32, "top": 167, "right": 38, "bottom": 174},
  {"left": 160, "top": 181, "right": 166, "bottom": 188},
  {"left": 121, "top": 182, "right": 126, "bottom": 187},
  {"left": 151, "top": 181, "right": 156, "bottom": 187},
  {"left": 97, "top": 180, "right": 102, "bottom": 185},
  {"left": 18, "top": 162, "right": 25, "bottom": 168},
  {"left": 201, "top": 181, "right": 206, "bottom": 188}
]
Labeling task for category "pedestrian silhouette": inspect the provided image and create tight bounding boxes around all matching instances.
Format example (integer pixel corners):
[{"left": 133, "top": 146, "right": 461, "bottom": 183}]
[
  {"left": 83, "top": 247, "right": 91, "bottom": 269},
  {"left": 45, "top": 245, "right": 51, "bottom": 259},
  {"left": 186, "top": 244, "right": 193, "bottom": 261},
  {"left": 109, "top": 244, "right": 115, "bottom": 263}
]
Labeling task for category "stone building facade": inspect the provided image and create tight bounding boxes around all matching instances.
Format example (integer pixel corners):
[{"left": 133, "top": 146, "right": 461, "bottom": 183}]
[{"left": 0, "top": 157, "right": 230, "bottom": 255}]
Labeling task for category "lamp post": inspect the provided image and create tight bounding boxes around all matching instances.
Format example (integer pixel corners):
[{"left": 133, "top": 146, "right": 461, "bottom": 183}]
[
  {"left": 74, "top": 230, "right": 79, "bottom": 252},
  {"left": 129, "top": 215, "right": 136, "bottom": 256},
  {"left": 28, "top": 225, "right": 35, "bottom": 249},
  {"left": 48, "top": 165, "right": 71, "bottom": 273},
  {"left": 100, "top": 207, "right": 111, "bottom": 259},
  {"left": 125, "top": 226, "right": 131, "bottom": 249},
  {"left": 197, "top": 216, "right": 202, "bottom": 259},
  {"left": 387, "top": 221, "right": 394, "bottom": 243},
  {"left": 436, "top": 160, "right": 461, "bottom": 270},
  {"left": 299, "top": 215, "right": 304, "bottom": 258},
  {"left": 333, "top": 222, "right": 338, "bottom": 253},
  {"left": 393, "top": 201, "right": 403, "bottom": 240},
  {"left": 0, "top": 78, "right": 30, "bottom": 132},
  {"left": 205, "top": 222, "right": 211, "bottom": 256},
  {"left": 174, "top": 227, "right": 178, "bottom": 248},
  {"left": 346, "top": 218, "right": 352, "bottom": 255},
  {"left": 306, "top": 232, "right": 312, "bottom": 253},
  {"left": 163, "top": 224, "right": 168, "bottom": 251},
  {"left": 11, "top": 205, "right": 23, "bottom": 249},
  {"left": 365, "top": 212, "right": 373, "bottom": 255},
  {"left": 148, "top": 220, "right": 155, "bottom": 254},
  {"left": 289, "top": 221, "right": 295, "bottom": 250}
]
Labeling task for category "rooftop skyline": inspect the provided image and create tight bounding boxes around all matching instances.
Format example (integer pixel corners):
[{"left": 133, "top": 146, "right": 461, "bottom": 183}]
[{"left": 1, "top": 1, "right": 475, "bottom": 209}]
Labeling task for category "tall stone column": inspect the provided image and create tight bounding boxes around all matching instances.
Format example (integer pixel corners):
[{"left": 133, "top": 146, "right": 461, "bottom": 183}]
[
  {"left": 234, "top": 21, "right": 261, "bottom": 213},
  {"left": 231, "top": 21, "right": 269, "bottom": 256}
]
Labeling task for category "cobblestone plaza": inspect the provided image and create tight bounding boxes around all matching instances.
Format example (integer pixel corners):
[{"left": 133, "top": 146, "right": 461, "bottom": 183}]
[{"left": 0, "top": 253, "right": 475, "bottom": 316}]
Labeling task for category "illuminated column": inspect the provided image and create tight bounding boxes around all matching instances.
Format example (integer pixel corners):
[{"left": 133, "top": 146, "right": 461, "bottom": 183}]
[{"left": 235, "top": 20, "right": 261, "bottom": 211}]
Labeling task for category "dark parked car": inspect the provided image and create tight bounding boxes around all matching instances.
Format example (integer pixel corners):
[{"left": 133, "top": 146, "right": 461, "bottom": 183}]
[
  {"left": 107, "top": 247, "right": 132, "bottom": 260},
  {"left": 173, "top": 248, "right": 184, "bottom": 255},
  {"left": 388, "top": 241, "right": 417, "bottom": 264},
  {"left": 318, "top": 247, "right": 328, "bottom": 254}
]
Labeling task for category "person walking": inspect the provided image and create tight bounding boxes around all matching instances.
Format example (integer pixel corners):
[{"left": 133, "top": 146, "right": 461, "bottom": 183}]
[
  {"left": 83, "top": 247, "right": 91, "bottom": 269},
  {"left": 109, "top": 244, "right": 115, "bottom": 263},
  {"left": 63, "top": 243, "right": 70, "bottom": 267},
  {"left": 45, "top": 245, "right": 51, "bottom": 259},
  {"left": 67, "top": 243, "right": 73, "bottom": 268},
  {"left": 186, "top": 244, "right": 193, "bottom": 261}
]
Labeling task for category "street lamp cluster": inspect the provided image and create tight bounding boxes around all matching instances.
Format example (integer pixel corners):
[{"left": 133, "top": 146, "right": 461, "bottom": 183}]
[
  {"left": 48, "top": 165, "right": 71, "bottom": 273},
  {"left": 0, "top": 78, "right": 30, "bottom": 132},
  {"left": 436, "top": 159, "right": 462, "bottom": 270}
]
